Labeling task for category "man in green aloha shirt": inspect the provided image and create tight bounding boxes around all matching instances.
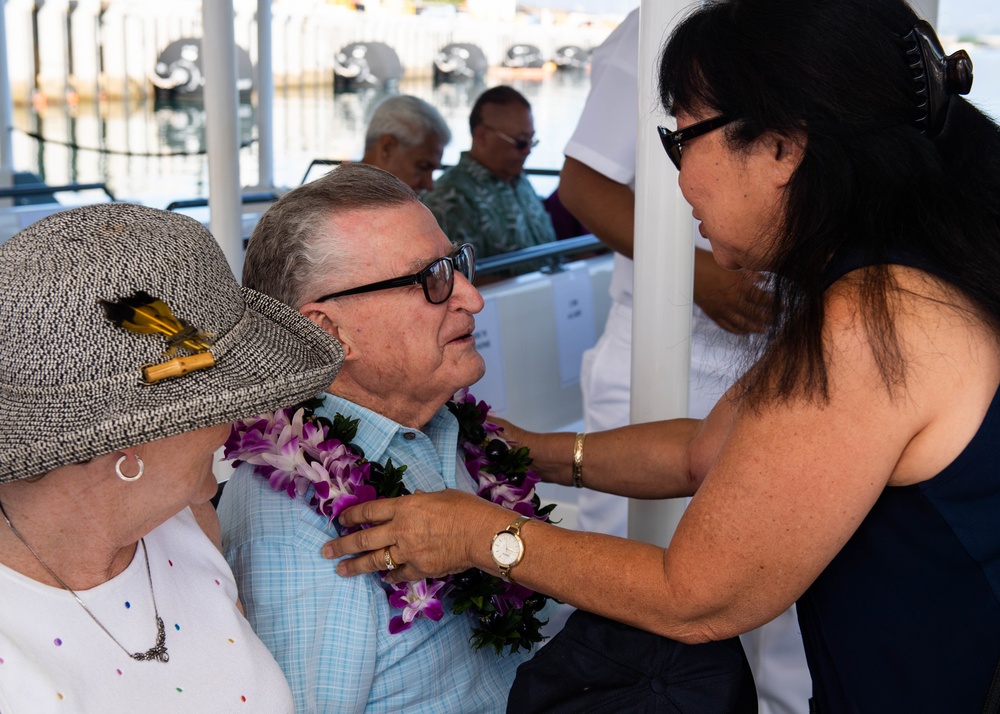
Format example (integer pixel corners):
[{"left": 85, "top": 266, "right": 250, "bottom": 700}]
[{"left": 422, "top": 85, "right": 557, "bottom": 260}]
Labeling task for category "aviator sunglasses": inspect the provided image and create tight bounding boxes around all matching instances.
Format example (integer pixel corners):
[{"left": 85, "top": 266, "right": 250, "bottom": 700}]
[
  {"left": 316, "top": 243, "right": 476, "bottom": 305},
  {"left": 483, "top": 125, "right": 540, "bottom": 151},
  {"left": 657, "top": 115, "right": 734, "bottom": 170}
]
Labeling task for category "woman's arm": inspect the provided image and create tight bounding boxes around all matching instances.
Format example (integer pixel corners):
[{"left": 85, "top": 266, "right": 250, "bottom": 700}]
[
  {"left": 327, "top": 268, "right": 1000, "bottom": 642},
  {"left": 493, "top": 416, "right": 706, "bottom": 498},
  {"left": 559, "top": 157, "right": 636, "bottom": 257}
]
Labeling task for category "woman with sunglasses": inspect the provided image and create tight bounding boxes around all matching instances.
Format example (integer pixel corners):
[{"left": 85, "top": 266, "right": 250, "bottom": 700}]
[{"left": 325, "top": 1, "right": 1000, "bottom": 711}]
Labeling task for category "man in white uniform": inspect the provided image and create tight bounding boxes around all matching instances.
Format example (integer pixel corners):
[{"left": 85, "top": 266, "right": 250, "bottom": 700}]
[{"left": 559, "top": 9, "right": 812, "bottom": 714}]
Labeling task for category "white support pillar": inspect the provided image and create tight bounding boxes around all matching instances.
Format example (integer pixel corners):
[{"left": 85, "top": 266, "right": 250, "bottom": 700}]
[
  {"left": 909, "top": 0, "right": 939, "bottom": 24},
  {"left": 627, "top": 0, "right": 695, "bottom": 547},
  {"left": 0, "top": 0, "right": 14, "bottom": 193},
  {"left": 256, "top": 0, "right": 274, "bottom": 190},
  {"left": 626, "top": 0, "right": 940, "bottom": 549},
  {"left": 203, "top": 0, "right": 244, "bottom": 278}
]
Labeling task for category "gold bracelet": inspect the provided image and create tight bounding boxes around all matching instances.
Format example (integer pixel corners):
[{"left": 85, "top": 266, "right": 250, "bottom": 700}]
[{"left": 572, "top": 432, "right": 586, "bottom": 488}]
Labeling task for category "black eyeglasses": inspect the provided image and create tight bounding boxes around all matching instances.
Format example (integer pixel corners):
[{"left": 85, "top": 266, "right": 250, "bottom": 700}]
[
  {"left": 483, "top": 125, "right": 539, "bottom": 151},
  {"left": 657, "top": 115, "right": 734, "bottom": 170},
  {"left": 316, "top": 243, "right": 476, "bottom": 305}
]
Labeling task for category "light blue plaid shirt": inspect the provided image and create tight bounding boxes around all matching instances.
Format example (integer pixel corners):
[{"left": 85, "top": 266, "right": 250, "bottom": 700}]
[{"left": 219, "top": 394, "right": 528, "bottom": 713}]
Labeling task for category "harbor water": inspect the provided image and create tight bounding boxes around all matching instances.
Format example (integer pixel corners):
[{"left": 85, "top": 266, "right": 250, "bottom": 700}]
[
  {"left": 11, "top": 69, "right": 592, "bottom": 209},
  {"left": 9, "top": 45, "right": 1000, "bottom": 211}
]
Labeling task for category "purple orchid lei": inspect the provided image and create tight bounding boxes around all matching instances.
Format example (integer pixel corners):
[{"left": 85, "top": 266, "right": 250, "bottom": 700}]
[{"left": 224, "top": 388, "right": 554, "bottom": 654}]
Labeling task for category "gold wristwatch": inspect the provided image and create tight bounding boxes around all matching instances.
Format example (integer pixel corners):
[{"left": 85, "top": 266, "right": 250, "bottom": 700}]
[{"left": 490, "top": 515, "right": 529, "bottom": 581}]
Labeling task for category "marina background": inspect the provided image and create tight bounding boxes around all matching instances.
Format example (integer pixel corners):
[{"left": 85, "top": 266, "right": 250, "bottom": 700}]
[{"left": 5, "top": 0, "right": 1000, "bottom": 210}]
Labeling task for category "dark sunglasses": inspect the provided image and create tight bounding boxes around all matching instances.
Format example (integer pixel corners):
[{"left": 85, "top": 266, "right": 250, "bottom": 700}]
[
  {"left": 657, "top": 115, "right": 734, "bottom": 170},
  {"left": 316, "top": 243, "right": 476, "bottom": 305},
  {"left": 483, "top": 125, "right": 539, "bottom": 151}
]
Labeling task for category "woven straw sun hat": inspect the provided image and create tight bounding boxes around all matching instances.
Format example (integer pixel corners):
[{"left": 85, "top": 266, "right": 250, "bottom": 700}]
[{"left": 0, "top": 202, "right": 344, "bottom": 483}]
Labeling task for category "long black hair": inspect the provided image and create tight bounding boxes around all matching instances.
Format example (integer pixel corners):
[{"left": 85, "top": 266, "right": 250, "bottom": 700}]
[{"left": 659, "top": 0, "right": 1000, "bottom": 404}]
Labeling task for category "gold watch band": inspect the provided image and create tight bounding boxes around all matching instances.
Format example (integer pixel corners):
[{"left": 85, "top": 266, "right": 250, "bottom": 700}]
[
  {"left": 495, "top": 515, "right": 529, "bottom": 580},
  {"left": 506, "top": 515, "right": 529, "bottom": 536}
]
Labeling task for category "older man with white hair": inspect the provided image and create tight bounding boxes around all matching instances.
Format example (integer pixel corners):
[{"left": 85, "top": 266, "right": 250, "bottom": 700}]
[
  {"left": 219, "top": 163, "right": 529, "bottom": 714},
  {"left": 361, "top": 94, "right": 451, "bottom": 192}
]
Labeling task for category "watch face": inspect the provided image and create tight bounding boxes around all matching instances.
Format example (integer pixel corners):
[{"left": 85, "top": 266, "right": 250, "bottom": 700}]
[{"left": 491, "top": 531, "right": 522, "bottom": 566}]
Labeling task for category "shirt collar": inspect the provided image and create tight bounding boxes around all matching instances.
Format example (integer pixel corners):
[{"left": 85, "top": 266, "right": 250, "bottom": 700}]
[
  {"left": 458, "top": 151, "right": 522, "bottom": 185},
  {"left": 315, "top": 393, "right": 460, "bottom": 483}
]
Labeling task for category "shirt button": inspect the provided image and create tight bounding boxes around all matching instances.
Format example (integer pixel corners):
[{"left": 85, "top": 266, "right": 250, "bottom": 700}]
[{"left": 403, "top": 432, "right": 416, "bottom": 441}]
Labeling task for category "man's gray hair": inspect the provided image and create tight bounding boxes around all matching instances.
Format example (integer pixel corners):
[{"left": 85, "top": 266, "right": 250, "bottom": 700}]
[
  {"left": 364, "top": 95, "right": 451, "bottom": 153},
  {"left": 243, "top": 163, "right": 419, "bottom": 308}
]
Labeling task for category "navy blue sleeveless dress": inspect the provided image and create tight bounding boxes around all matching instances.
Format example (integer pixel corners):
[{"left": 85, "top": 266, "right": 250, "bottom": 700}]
[{"left": 796, "top": 256, "right": 1000, "bottom": 712}]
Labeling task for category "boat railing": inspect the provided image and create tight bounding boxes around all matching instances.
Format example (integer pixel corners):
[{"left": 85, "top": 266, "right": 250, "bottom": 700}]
[
  {"left": 164, "top": 191, "right": 281, "bottom": 212},
  {"left": 477, "top": 234, "right": 606, "bottom": 277},
  {"left": 300, "top": 159, "right": 561, "bottom": 186},
  {"left": 156, "top": 179, "right": 603, "bottom": 272},
  {"left": 0, "top": 182, "right": 117, "bottom": 203}
]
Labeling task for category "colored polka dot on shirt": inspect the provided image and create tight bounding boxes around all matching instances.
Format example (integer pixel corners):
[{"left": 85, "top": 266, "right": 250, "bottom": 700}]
[
  {"left": 53, "top": 638, "right": 62, "bottom": 646},
  {"left": 241, "top": 695, "right": 247, "bottom": 702},
  {"left": 168, "top": 560, "right": 174, "bottom": 567},
  {"left": 124, "top": 601, "right": 131, "bottom": 609},
  {"left": 174, "top": 623, "right": 181, "bottom": 631}
]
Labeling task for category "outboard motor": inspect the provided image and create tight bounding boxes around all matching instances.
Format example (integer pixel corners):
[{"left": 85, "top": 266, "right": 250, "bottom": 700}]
[
  {"left": 433, "top": 43, "right": 488, "bottom": 85},
  {"left": 151, "top": 38, "right": 254, "bottom": 100},
  {"left": 503, "top": 44, "right": 545, "bottom": 69},
  {"left": 553, "top": 45, "right": 590, "bottom": 71},
  {"left": 334, "top": 42, "right": 403, "bottom": 93}
]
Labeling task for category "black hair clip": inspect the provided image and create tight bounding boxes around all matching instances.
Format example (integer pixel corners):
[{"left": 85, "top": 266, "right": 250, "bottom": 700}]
[{"left": 902, "top": 20, "right": 973, "bottom": 137}]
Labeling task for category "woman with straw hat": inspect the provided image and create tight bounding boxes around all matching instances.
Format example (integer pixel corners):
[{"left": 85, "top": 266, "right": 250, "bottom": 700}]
[{"left": 0, "top": 202, "right": 344, "bottom": 712}]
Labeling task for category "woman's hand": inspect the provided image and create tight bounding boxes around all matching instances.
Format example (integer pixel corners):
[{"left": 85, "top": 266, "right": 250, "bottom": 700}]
[
  {"left": 693, "top": 248, "right": 772, "bottom": 334},
  {"left": 492, "top": 417, "right": 577, "bottom": 486},
  {"left": 321, "top": 489, "right": 510, "bottom": 584},
  {"left": 490, "top": 415, "right": 532, "bottom": 447}
]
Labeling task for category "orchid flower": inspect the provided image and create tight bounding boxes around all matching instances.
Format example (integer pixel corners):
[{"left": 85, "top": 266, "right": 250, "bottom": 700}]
[
  {"left": 388, "top": 579, "right": 446, "bottom": 634},
  {"left": 478, "top": 478, "right": 535, "bottom": 509},
  {"left": 226, "top": 392, "right": 554, "bottom": 651}
]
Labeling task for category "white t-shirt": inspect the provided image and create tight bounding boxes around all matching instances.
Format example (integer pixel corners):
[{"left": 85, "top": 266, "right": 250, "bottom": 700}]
[
  {"left": 0, "top": 507, "right": 293, "bottom": 713},
  {"left": 564, "top": 9, "right": 640, "bottom": 308},
  {"left": 564, "top": 8, "right": 735, "bottom": 418}
]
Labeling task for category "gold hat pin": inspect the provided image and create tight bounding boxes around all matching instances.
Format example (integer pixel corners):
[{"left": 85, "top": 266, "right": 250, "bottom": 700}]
[{"left": 99, "top": 290, "right": 215, "bottom": 384}]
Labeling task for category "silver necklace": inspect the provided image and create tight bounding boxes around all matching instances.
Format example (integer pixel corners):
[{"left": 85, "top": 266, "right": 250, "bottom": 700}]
[{"left": 0, "top": 500, "right": 169, "bottom": 663}]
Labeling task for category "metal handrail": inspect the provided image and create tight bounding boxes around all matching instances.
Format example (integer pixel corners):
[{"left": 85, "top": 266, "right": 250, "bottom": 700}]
[
  {"left": 301, "top": 159, "right": 340, "bottom": 185},
  {"left": 165, "top": 191, "right": 280, "bottom": 211},
  {"left": 300, "top": 158, "right": 561, "bottom": 186},
  {"left": 477, "top": 234, "right": 607, "bottom": 277},
  {"left": 294, "top": 160, "right": 598, "bottom": 275},
  {"left": 0, "top": 182, "right": 116, "bottom": 201}
]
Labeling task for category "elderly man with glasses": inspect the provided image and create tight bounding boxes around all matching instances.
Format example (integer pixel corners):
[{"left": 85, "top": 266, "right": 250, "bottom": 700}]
[
  {"left": 422, "top": 85, "right": 557, "bottom": 260},
  {"left": 361, "top": 95, "right": 451, "bottom": 192},
  {"left": 218, "top": 163, "right": 528, "bottom": 714}
]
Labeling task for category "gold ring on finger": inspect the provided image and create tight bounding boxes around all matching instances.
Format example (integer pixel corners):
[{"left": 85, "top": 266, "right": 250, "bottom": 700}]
[{"left": 383, "top": 546, "right": 398, "bottom": 571}]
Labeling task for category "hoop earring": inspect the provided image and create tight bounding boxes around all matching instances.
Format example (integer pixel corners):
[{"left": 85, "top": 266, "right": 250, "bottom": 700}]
[{"left": 115, "top": 454, "right": 144, "bottom": 482}]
